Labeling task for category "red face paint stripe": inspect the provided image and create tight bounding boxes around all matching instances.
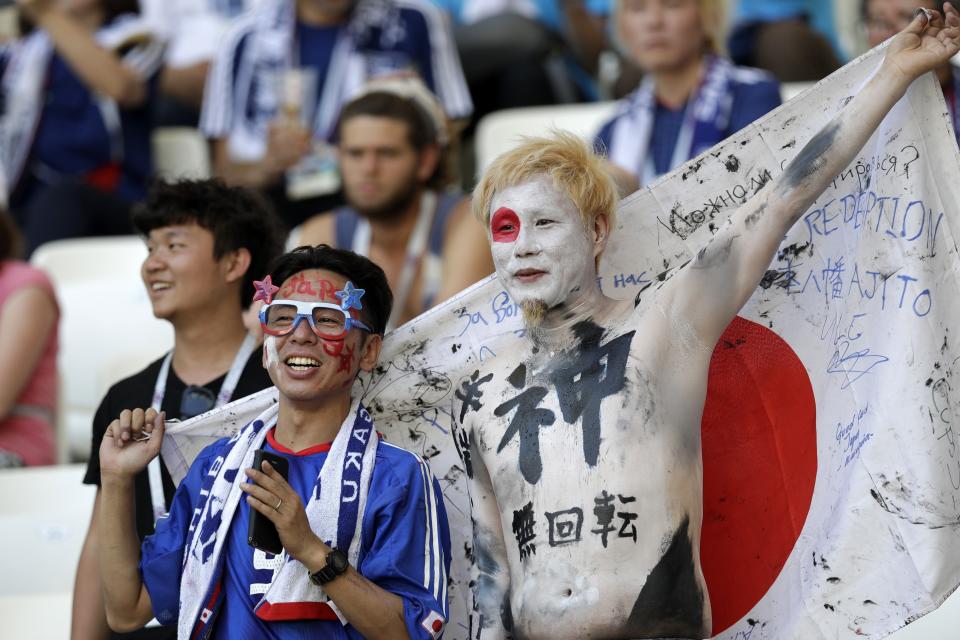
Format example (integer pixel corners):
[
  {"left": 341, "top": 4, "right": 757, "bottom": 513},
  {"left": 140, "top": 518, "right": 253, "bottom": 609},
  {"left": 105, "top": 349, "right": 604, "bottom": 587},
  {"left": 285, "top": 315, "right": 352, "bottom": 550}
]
[{"left": 491, "top": 207, "right": 520, "bottom": 243}]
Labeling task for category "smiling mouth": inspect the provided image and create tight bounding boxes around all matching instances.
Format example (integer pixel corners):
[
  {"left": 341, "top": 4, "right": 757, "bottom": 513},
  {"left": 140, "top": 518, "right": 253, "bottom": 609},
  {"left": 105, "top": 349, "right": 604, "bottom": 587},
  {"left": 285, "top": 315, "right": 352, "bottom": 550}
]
[
  {"left": 150, "top": 282, "right": 172, "bottom": 291},
  {"left": 285, "top": 356, "right": 321, "bottom": 371}
]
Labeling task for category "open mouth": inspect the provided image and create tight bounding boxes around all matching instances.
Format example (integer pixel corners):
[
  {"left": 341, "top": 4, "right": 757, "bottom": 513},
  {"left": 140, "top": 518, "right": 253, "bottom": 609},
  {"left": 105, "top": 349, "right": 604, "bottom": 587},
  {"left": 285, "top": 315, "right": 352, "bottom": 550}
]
[
  {"left": 150, "top": 282, "right": 172, "bottom": 291},
  {"left": 285, "top": 356, "right": 321, "bottom": 371}
]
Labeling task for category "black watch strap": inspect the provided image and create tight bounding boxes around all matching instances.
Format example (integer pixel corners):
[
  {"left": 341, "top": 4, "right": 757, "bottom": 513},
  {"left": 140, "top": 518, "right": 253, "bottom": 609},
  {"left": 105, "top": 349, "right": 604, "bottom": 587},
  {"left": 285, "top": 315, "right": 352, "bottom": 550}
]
[{"left": 309, "top": 547, "right": 349, "bottom": 585}]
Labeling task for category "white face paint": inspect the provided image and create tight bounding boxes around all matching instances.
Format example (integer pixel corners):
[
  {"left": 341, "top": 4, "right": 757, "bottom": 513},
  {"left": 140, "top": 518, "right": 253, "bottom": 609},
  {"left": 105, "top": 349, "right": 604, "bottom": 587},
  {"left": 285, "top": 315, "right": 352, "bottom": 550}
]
[
  {"left": 488, "top": 178, "right": 598, "bottom": 312},
  {"left": 264, "top": 335, "right": 280, "bottom": 370}
]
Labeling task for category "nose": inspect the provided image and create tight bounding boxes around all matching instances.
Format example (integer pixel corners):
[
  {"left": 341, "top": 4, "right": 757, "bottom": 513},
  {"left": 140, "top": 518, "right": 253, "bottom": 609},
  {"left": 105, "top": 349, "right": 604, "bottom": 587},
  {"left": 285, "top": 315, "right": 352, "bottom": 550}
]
[
  {"left": 289, "top": 315, "right": 318, "bottom": 343},
  {"left": 360, "top": 150, "right": 379, "bottom": 175},
  {"left": 142, "top": 248, "right": 165, "bottom": 275},
  {"left": 513, "top": 225, "right": 541, "bottom": 258}
]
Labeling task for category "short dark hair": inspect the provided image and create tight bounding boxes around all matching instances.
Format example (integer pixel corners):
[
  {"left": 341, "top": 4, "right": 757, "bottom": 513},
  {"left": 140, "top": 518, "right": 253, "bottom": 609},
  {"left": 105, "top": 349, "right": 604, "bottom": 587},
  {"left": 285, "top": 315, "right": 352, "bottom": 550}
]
[
  {"left": 132, "top": 179, "right": 284, "bottom": 310},
  {"left": 0, "top": 209, "right": 23, "bottom": 262},
  {"left": 334, "top": 91, "right": 448, "bottom": 189},
  {"left": 269, "top": 245, "right": 393, "bottom": 336}
]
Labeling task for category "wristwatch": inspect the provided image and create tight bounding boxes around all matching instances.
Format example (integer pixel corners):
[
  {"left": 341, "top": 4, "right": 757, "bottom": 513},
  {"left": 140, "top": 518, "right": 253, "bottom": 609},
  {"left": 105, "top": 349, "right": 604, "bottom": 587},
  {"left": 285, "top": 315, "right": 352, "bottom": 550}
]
[{"left": 309, "top": 547, "right": 349, "bottom": 585}]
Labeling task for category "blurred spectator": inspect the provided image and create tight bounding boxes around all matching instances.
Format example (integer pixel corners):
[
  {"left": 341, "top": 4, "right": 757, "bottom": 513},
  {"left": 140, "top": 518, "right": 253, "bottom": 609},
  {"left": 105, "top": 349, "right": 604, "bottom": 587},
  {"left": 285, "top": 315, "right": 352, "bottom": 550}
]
[
  {"left": 863, "top": 0, "right": 959, "bottom": 144},
  {"left": 596, "top": 0, "right": 781, "bottom": 186},
  {"left": 71, "top": 179, "right": 282, "bottom": 640},
  {"left": 0, "top": 208, "right": 57, "bottom": 468},
  {"left": 1, "top": 0, "right": 164, "bottom": 256},
  {"left": 727, "top": 0, "right": 843, "bottom": 82},
  {"left": 431, "top": 0, "right": 610, "bottom": 120},
  {"left": 297, "top": 78, "right": 492, "bottom": 328},
  {"left": 139, "top": 0, "right": 265, "bottom": 126},
  {"left": 201, "top": 0, "right": 472, "bottom": 229}
]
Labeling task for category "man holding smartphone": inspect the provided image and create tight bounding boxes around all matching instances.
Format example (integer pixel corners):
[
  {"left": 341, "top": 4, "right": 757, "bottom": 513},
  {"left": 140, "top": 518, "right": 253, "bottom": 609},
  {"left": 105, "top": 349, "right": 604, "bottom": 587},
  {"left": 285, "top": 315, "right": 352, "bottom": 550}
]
[{"left": 96, "top": 245, "right": 451, "bottom": 640}]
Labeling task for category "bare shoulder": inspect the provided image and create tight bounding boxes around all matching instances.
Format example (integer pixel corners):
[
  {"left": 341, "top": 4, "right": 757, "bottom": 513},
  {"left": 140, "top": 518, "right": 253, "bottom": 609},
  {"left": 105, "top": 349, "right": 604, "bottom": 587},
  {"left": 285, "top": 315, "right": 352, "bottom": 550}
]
[{"left": 297, "top": 211, "right": 337, "bottom": 248}]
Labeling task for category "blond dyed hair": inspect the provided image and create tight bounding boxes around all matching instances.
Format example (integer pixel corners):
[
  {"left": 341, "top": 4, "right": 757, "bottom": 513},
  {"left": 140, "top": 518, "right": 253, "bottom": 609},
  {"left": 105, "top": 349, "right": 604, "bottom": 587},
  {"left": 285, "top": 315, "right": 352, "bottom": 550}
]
[{"left": 473, "top": 131, "right": 619, "bottom": 232}]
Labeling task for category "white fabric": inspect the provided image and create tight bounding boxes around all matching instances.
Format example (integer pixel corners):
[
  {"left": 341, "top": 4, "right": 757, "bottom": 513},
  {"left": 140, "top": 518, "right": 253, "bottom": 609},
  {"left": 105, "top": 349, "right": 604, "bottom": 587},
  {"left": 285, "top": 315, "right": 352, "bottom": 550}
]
[{"left": 178, "top": 397, "right": 378, "bottom": 638}]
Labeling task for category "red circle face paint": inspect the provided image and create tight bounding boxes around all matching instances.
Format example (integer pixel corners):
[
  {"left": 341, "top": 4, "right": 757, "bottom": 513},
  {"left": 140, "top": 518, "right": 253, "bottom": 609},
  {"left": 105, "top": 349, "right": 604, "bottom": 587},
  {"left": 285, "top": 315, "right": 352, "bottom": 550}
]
[{"left": 491, "top": 207, "right": 521, "bottom": 243}]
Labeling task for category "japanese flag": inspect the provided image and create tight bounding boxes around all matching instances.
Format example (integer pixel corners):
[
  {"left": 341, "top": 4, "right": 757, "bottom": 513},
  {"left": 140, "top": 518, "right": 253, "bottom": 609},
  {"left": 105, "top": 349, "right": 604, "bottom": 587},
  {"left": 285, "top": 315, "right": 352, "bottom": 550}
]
[{"left": 420, "top": 610, "right": 445, "bottom": 639}]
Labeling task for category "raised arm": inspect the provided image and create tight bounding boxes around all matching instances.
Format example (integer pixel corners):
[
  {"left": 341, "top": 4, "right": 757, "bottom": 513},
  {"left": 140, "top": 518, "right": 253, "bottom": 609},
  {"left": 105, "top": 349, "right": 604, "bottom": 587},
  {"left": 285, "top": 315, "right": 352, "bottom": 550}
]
[
  {"left": 665, "top": 5, "right": 960, "bottom": 346},
  {"left": 97, "top": 409, "right": 163, "bottom": 632}
]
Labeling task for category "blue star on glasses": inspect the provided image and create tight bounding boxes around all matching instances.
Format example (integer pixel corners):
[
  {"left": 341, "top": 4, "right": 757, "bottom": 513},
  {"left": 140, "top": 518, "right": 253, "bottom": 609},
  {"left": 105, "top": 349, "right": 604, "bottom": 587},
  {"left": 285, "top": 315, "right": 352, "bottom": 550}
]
[{"left": 336, "top": 281, "right": 365, "bottom": 311}]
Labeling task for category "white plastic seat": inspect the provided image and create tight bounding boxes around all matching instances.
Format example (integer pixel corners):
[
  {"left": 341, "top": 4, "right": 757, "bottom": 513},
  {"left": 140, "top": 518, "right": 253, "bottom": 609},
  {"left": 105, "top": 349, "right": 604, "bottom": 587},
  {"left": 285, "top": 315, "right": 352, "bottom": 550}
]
[
  {"left": 152, "top": 127, "right": 211, "bottom": 180},
  {"left": 31, "top": 237, "right": 172, "bottom": 462},
  {"left": 475, "top": 101, "right": 619, "bottom": 172}
]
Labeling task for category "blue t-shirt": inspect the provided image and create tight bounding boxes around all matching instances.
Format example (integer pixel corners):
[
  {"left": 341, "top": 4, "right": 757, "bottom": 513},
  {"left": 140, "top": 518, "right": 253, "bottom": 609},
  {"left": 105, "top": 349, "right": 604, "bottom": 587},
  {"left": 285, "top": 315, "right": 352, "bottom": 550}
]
[
  {"left": 141, "top": 428, "right": 451, "bottom": 639},
  {"left": 296, "top": 22, "right": 340, "bottom": 111},
  {"left": 30, "top": 54, "right": 155, "bottom": 203}
]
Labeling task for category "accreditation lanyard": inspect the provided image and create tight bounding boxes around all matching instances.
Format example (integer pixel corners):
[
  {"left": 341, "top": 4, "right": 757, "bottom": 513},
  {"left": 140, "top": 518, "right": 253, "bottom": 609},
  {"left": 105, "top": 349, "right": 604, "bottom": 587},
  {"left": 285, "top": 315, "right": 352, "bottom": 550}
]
[
  {"left": 145, "top": 332, "right": 258, "bottom": 523},
  {"left": 352, "top": 190, "right": 437, "bottom": 332}
]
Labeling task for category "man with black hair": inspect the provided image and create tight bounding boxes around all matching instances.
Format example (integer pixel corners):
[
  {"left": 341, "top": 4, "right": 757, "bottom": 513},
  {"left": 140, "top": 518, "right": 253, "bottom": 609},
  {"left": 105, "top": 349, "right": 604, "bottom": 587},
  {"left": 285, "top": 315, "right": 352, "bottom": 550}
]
[
  {"left": 299, "top": 81, "right": 491, "bottom": 328},
  {"left": 97, "top": 244, "right": 451, "bottom": 639},
  {"left": 72, "top": 178, "right": 283, "bottom": 640}
]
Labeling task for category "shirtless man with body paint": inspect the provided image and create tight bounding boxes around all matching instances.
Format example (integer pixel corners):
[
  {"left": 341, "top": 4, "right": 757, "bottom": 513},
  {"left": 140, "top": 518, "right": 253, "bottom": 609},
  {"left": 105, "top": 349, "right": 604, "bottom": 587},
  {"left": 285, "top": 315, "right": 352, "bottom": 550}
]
[{"left": 452, "top": 7, "right": 960, "bottom": 639}]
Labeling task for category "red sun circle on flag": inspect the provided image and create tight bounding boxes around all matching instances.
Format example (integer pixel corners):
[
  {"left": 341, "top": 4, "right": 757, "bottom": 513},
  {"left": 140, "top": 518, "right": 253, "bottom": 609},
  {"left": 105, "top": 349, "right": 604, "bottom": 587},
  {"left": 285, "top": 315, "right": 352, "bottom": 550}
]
[{"left": 700, "top": 316, "right": 818, "bottom": 636}]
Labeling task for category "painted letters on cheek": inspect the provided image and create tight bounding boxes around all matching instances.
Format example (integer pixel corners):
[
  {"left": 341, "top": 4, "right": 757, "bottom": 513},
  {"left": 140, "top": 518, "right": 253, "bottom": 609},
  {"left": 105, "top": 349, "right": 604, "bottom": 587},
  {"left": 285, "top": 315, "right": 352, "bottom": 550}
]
[
  {"left": 491, "top": 207, "right": 521, "bottom": 243},
  {"left": 336, "top": 344, "right": 356, "bottom": 373}
]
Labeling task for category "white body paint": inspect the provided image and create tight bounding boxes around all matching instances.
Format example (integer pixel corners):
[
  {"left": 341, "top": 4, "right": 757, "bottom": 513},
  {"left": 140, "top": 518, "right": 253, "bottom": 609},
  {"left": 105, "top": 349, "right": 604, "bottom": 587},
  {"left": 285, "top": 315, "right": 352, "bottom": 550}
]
[
  {"left": 459, "top": 300, "right": 712, "bottom": 639},
  {"left": 460, "top": 179, "right": 713, "bottom": 638},
  {"left": 264, "top": 335, "right": 280, "bottom": 370}
]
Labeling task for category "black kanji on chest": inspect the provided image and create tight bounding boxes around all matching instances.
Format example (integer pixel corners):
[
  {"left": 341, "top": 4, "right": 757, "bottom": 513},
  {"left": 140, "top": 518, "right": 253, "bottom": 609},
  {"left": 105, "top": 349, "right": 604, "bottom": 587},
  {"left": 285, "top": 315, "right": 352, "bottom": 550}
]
[
  {"left": 495, "top": 363, "right": 556, "bottom": 484},
  {"left": 494, "top": 322, "right": 635, "bottom": 485},
  {"left": 456, "top": 369, "right": 494, "bottom": 422},
  {"left": 550, "top": 322, "right": 636, "bottom": 468}
]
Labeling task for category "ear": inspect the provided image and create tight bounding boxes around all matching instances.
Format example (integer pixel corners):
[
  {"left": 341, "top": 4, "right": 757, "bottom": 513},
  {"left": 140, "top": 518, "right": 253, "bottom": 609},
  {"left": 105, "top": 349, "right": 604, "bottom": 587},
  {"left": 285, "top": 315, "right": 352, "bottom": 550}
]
[
  {"left": 221, "top": 248, "right": 252, "bottom": 285},
  {"left": 592, "top": 212, "right": 610, "bottom": 259},
  {"left": 357, "top": 333, "right": 383, "bottom": 372},
  {"left": 416, "top": 144, "right": 441, "bottom": 184}
]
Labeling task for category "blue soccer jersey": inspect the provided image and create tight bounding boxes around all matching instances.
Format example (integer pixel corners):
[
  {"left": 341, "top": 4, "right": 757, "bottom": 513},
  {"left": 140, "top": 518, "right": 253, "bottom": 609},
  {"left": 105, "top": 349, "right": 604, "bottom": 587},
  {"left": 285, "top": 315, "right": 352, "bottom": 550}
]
[{"left": 141, "top": 428, "right": 451, "bottom": 639}]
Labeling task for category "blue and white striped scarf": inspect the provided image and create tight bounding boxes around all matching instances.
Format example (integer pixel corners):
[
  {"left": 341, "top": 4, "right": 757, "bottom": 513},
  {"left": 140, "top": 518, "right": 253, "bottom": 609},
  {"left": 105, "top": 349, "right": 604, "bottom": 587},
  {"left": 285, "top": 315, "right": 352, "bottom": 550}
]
[{"left": 608, "top": 54, "right": 735, "bottom": 186}]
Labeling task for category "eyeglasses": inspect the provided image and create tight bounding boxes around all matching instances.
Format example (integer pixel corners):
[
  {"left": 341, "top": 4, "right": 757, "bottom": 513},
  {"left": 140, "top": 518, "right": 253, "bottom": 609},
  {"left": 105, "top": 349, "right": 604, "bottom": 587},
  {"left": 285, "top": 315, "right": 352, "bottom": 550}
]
[
  {"left": 259, "top": 299, "right": 371, "bottom": 340},
  {"left": 180, "top": 385, "right": 215, "bottom": 420}
]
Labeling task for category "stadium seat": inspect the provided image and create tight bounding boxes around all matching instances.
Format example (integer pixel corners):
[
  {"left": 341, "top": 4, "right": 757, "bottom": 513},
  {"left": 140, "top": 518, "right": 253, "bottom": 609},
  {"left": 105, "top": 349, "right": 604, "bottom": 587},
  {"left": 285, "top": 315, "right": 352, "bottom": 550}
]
[
  {"left": 31, "top": 237, "right": 172, "bottom": 462},
  {"left": 475, "top": 101, "right": 618, "bottom": 172},
  {"left": 152, "top": 127, "right": 211, "bottom": 180}
]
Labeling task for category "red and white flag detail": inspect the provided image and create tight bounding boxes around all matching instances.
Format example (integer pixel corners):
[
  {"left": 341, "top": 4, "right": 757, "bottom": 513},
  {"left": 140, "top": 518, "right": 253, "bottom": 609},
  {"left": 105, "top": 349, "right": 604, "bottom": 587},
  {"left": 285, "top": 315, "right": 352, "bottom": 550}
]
[
  {"left": 421, "top": 610, "right": 446, "bottom": 639},
  {"left": 163, "top": 44, "right": 960, "bottom": 640}
]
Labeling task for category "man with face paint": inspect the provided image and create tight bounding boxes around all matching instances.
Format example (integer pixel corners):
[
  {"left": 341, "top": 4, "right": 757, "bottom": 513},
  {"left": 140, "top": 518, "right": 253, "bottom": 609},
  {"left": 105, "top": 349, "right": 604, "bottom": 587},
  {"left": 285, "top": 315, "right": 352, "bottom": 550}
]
[
  {"left": 96, "top": 245, "right": 451, "bottom": 639},
  {"left": 455, "top": 7, "right": 960, "bottom": 639}
]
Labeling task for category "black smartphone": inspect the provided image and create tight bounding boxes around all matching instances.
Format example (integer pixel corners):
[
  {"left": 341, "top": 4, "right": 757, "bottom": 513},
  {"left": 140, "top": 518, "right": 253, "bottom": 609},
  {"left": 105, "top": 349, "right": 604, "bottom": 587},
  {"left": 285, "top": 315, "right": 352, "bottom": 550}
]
[{"left": 247, "top": 450, "right": 290, "bottom": 555}]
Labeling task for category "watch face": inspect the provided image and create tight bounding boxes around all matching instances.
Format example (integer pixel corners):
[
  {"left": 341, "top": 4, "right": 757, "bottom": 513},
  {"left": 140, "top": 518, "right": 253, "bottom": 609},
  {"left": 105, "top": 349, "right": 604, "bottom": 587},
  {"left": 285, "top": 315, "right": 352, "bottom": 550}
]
[{"left": 329, "top": 548, "right": 349, "bottom": 573}]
